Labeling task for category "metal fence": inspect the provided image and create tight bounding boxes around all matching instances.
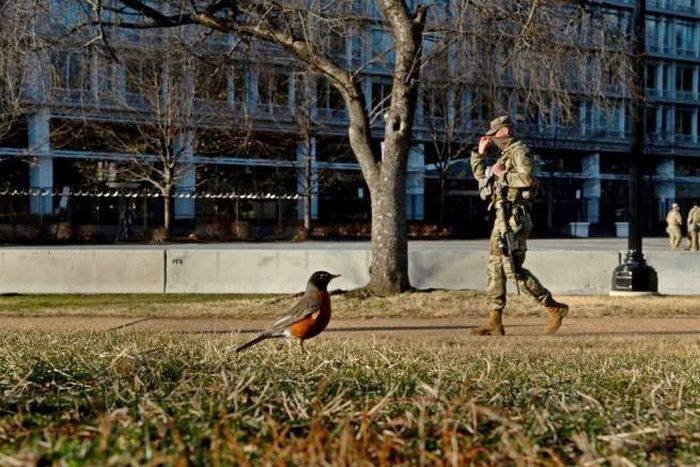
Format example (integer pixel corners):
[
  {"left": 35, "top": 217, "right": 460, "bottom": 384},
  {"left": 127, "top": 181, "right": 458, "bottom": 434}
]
[{"left": 0, "top": 189, "right": 302, "bottom": 243}]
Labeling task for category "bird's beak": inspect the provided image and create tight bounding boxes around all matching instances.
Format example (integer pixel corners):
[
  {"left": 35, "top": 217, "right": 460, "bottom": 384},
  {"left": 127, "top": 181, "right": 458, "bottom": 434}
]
[{"left": 331, "top": 274, "right": 341, "bottom": 279}]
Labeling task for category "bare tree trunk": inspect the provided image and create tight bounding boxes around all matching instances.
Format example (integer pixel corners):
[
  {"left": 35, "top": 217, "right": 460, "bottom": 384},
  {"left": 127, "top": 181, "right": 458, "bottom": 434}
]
[
  {"left": 303, "top": 138, "right": 312, "bottom": 236},
  {"left": 163, "top": 190, "right": 171, "bottom": 236},
  {"left": 367, "top": 150, "right": 410, "bottom": 294},
  {"left": 438, "top": 174, "right": 446, "bottom": 228}
]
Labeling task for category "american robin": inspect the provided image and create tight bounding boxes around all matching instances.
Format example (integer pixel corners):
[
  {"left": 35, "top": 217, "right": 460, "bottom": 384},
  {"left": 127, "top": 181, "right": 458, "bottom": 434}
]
[{"left": 235, "top": 271, "right": 340, "bottom": 353}]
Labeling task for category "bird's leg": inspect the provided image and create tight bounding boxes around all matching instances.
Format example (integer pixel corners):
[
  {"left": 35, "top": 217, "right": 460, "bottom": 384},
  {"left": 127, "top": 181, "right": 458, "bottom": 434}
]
[{"left": 300, "top": 340, "right": 307, "bottom": 355}]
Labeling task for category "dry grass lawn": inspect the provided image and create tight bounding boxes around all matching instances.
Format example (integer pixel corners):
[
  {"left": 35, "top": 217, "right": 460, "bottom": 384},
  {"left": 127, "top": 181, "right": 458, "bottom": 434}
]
[
  {"left": 0, "top": 290, "right": 699, "bottom": 319},
  {"left": 1, "top": 331, "right": 699, "bottom": 464}
]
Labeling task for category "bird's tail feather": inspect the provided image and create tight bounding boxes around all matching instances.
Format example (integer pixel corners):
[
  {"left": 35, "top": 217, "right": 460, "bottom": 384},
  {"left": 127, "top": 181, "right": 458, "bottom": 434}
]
[{"left": 235, "top": 332, "right": 281, "bottom": 353}]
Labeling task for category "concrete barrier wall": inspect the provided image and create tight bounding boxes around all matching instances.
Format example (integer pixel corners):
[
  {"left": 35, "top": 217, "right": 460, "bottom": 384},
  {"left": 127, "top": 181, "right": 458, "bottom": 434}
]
[
  {"left": 0, "top": 249, "right": 164, "bottom": 293},
  {"left": 165, "top": 248, "right": 371, "bottom": 293},
  {"left": 646, "top": 251, "right": 700, "bottom": 295},
  {"left": 0, "top": 246, "right": 696, "bottom": 295}
]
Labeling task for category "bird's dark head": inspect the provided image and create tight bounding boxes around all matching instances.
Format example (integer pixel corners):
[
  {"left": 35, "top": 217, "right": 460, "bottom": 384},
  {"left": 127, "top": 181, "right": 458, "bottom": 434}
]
[{"left": 307, "top": 271, "right": 341, "bottom": 292}]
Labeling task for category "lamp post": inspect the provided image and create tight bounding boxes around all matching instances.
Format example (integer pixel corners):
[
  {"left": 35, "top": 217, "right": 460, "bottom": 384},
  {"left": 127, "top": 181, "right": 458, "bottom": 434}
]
[{"left": 611, "top": 0, "right": 658, "bottom": 294}]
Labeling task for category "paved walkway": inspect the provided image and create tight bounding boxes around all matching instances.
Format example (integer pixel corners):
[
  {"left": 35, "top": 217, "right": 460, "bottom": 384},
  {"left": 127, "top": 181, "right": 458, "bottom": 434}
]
[{"left": 3, "top": 316, "right": 700, "bottom": 338}]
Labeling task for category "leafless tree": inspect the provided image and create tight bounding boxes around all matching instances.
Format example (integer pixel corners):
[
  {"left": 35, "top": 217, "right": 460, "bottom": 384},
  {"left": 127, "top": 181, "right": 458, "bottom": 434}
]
[
  {"left": 291, "top": 70, "right": 349, "bottom": 237},
  {"left": 79, "top": 34, "right": 235, "bottom": 236},
  {"left": 421, "top": 1, "right": 630, "bottom": 226},
  {"left": 81, "top": 0, "right": 629, "bottom": 294},
  {"left": 420, "top": 38, "right": 471, "bottom": 228},
  {"left": 293, "top": 71, "right": 317, "bottom": 237},
  {"left": 90, "top": 0, "right": 427, "bottom": 294},
  {"left": 0, "top": 1, "right": 43, "bottom": 141}
]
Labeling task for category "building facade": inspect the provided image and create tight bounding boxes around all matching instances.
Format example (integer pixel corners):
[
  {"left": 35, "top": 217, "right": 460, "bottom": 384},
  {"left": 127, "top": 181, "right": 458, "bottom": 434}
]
[{"left": 1, "top": 0, "right": 700, "bottom": 239}]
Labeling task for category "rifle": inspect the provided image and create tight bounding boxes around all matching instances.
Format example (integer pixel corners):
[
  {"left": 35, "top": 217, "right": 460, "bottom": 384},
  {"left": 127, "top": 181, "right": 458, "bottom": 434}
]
[{"left": 496, "top": 195, "right": 521, "bottom": 295}]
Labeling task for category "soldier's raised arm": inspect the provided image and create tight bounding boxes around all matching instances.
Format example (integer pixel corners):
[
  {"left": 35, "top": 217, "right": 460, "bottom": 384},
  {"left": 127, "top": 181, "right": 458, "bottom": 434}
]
[
  {"left": 470, "top": 147, "right": 487, "bottom": 181},
  {"left": 505, "top": 146, "right": 535, "bottom": 189}
]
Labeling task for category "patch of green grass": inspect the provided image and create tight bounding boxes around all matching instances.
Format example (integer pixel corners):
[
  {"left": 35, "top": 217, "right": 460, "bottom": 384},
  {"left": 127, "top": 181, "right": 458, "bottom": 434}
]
[{"left": 0, "top": 331, "right": 699, "bottom": 464}]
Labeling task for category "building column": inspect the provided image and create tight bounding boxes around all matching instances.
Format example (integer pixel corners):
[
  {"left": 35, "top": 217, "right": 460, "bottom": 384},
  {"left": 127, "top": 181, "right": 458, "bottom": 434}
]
[
  {"left": 693, "top": 109, "right": 699, "bottom": 144},
  {"left": 463, "top": 91, "right": 473, "bottom": 131},
  {"left": 656, "top": 63, "right": 665, "bottom": 96},
  {"left": 658, "top": 19, "right": 667, "bottom": 53},
  {"left": 28, "top": 108, "right": 53, "bottom": 216},
  {"left": 618, "top": 102, "right": 626, "bottom": 138},
  {"left": 363, "top": 76, "right": 373, "bottom": 111},
  {"left": 579, "top": 101, "right": 588, "bottom": 135},
  {"left": 246, "top": 62, "right": 259, "bottom": 113},
  {"left": 296, "top": 138, "right": 318, "bottom": 220},
  {"left": 582, "top": 153, "right": 600, "bottom": 224},
  {"left": 415, "top": 86, "right": 424, "bottom": 124},
  {"left": 656, "top": 157, "right": 675, "bottom": 221},
  {"left": 406, "top": 144, "right": 424, "bottom": 221},
  {"left": 174, "top": 131, "right": 195, "bottom": 220},
  {"left": 668, "top": 104, "right": 676, "bottom": 144}
]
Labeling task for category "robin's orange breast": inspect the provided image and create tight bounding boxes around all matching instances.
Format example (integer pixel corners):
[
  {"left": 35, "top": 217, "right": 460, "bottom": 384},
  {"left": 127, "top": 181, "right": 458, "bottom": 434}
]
[{"left": 288, "top": 292, "right": 331, "bottom": 340}]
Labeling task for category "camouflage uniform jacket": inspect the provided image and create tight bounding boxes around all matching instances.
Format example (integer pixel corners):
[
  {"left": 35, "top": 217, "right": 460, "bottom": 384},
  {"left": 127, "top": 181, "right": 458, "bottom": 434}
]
[
  {"left": 688, "top": 206, "right": 700, "bottom": 226},
  {"left": 666, "top": 210, "right": 682, "bottom": 228},
  {"left": 470, "top": 138, "right": 536, "bottom": 205}
]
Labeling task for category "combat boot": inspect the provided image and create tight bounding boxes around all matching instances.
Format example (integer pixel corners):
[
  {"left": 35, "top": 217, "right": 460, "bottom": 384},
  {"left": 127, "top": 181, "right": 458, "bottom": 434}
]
[
  {"left": 543, "top": 300, "right": 569, "bottom": 335},
  {"left": 471, "top": 310, "right": 505, "bottom": 336}
]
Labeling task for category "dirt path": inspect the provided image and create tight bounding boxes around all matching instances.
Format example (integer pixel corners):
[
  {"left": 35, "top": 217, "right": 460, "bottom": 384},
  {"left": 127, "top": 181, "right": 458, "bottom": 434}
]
[{"left": 3, "top": 315, "right": 700, "bottom": 338}]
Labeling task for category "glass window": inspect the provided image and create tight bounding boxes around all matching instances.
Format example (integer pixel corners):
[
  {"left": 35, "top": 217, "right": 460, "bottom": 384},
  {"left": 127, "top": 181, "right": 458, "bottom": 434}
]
[
  {"left": 257, "top": 66, "right": 289, "bottom": 109},
  {"left": 349, "top": 30, "right": 363, "bottom": 66},
  {"left": 676, "top": 22, "right": 695, "bottom": 55},
  {"left": 50, "top": 0, "right": 90, "bottom": 30},
  {"left": 371, "top": 29, "right": 395, "bottom": 67},
  {"left": 327, "top": 30, "right": 346, "bottom": 62},
  {"left": 677, "top": 0, "right": 695, "bottom": 14},
  {"left": 52, "top": 50, "right": 90, "bottom": 91},
  {"left": 230, "top": 63, "right": 246, "bottom": 104},
  {"left": 423, "top": 84, "right": 447, "bottom": 120},
  {"left": 675, "top": 108, "right": 693, "bottom": 135},
  {"left": 371, "top": 78, "right": 392, "bottom": 116},
  {"left": 98, "top": 56, "right": 118, "bottom": 98},
  {"left": 317, "top": 78, "right": 344, "bottom": 111},
  {"left": 469, "top": 90, "right": 493, "bottom": 122},
  {"left": 646, "top": 63, "right": 658, "bottom": 89},
  {"left": 645, "top": 106, "right": 658, "bottom": 134},
  {"left": 123, "top": 57, "right": 157, "bottom": 97},
  {"left": 646, "top": 18, "right": 659, "bottom": 50},
  {"left": 195, "top": 60, "right": 228, "bottom": 101},
  {"left": 676, "top": 66, "right": 694, "bottom": 93}
]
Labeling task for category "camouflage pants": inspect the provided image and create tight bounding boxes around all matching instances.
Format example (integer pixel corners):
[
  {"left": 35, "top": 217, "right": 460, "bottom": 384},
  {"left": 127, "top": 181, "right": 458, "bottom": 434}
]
[
  {"left": 689, "top": 226, "right": 699, "bottom": 251},
  {"left": 487, "top": 204, "right": 553, "bottom": 312},
  {"left": 667, "top": 227, "right": 682, "bottom": 250}
]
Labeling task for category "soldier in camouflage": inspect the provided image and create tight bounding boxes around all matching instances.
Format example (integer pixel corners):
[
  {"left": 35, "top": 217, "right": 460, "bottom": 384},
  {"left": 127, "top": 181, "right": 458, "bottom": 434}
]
[
  {"left": 687, "top": 202, "right": 700, "bottom": 251},
  {"left": 470, "top": 115, "right": 569, "bottom": 336},
  {"left": 665, "top": 203, "right": 683, "bottom": 251}
]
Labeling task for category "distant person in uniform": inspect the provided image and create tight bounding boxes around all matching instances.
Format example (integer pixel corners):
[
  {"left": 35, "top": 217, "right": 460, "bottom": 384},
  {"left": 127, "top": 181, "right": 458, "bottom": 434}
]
[
  {"left": 687, "top": 201, "right": 700, "bottom": 251},
  {"left": 665, "top": 203, "right": 683, "bottom": 251}
]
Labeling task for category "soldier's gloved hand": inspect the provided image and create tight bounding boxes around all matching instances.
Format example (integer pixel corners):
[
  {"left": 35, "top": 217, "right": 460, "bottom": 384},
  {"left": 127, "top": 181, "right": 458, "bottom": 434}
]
[{"left": 491, "top": 162, "right": 506, "bottom": 179}]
